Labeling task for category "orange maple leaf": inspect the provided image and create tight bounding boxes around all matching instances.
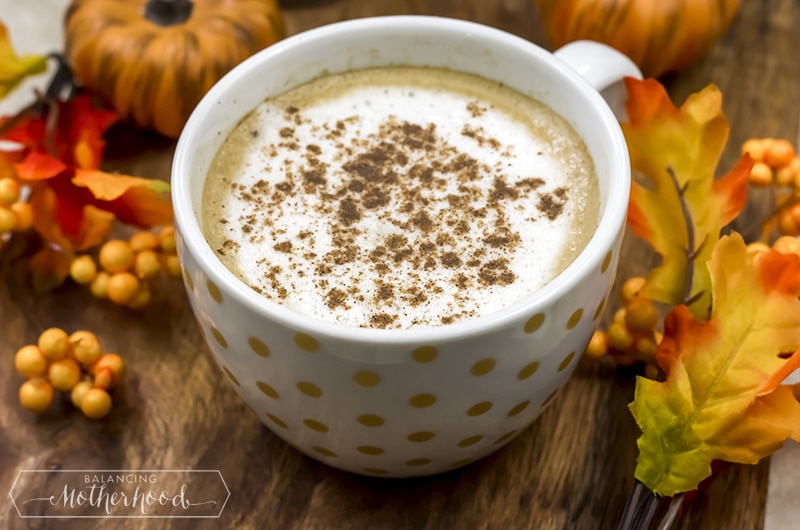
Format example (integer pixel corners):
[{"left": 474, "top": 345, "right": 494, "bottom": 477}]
[
  {"left": 622, "top": 77, "right": 752, "bottom": 319},
  {"left": 72, "top": 169, "right": 172, "bottom": 228},
  {"left": 630, "top": 233, "right": 800, "bottom": 496}
]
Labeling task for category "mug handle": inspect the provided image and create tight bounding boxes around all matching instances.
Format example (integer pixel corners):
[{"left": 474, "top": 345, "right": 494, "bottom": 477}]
[{"left": 553, "top": 40, "right": 643, "bottom": 92}]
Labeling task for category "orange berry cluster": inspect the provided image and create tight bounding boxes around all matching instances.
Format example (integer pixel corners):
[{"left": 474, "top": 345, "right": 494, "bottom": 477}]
[
  {"left": 742, "top": 138, "right": 800, "bottom": 236},
  {"left": 584, "top": 277, "right": 662, "bottom": 379},
  {"left": 69, "top": 226, "right": 180, "bottom": 308},
  {"left": 15, "top": 327, "right": 126, "bottom": 419},
  {"left": 0, "top": 177, "right": 33, "bottom": 235},
  {"left": 746, "top": 234, "right": 800, "bottom": 258}
]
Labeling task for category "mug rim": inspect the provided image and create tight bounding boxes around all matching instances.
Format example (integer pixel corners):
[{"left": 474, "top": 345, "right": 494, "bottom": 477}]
[{"left": 172, "top": 15, "right": 631, "bottom": 345}]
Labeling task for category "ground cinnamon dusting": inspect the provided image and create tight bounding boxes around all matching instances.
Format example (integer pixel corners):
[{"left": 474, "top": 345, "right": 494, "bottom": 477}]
[{"left": 202, "top": 68, "right": 597, "bottom": 329}]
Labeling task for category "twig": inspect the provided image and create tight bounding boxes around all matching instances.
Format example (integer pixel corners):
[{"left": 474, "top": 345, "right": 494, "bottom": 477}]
[{"left": 666, "top": 166, "right": 700, "bottom": 307}]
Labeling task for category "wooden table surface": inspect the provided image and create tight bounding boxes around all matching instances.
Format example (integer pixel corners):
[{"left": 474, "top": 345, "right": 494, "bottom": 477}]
[{"left": 2, "top": 1, "right": 798, "bottom": 529}]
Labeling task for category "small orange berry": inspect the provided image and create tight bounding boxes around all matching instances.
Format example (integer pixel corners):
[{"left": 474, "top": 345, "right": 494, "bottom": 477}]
[
  {"left": 746, "top": 241, "right": 771, "bottom": 255},
  {"left": 70, "top": 330, "right": 102, "bottom": 366},
  {"left": 621, "top": 277, "right": 647, "bottom": 304},
  {"left": 0, "top": 177, "right": 20, "bottom": 206},
  {"left": 748, "top": 162, "right": 773, "bottom": 187},
  {"left": 10, "top": 202, "right": 33, "bottom": 231},
  {"left": 764, "top": 139, "right": 796, "bottom": 168},
  {"left": 80, "top": 388, "right": 112, "bottom": 419},
  {"left": 773, "top": 236, "right": 800, "bottom": 256},
  {"left": 165, "top": 254, "right": 181, "bottom": 277},
  {"left": 99, "top": 240, "right": 134, "bottom": 273},
  {"left": 107, "top": 272, "right": 139, "bottom": 304},
  {"left": 607, "top": 322, "right": 634, "bottom": 351},
  {"left": 634, "top": 335, "right": 659, "bottom": 358},
  {"left": 38, "top": 328, "right": 71, "bottom": 361},
  {"left": 741, "top": 138, "right": 767, "bottom": 162},
  {"left": 778, "top": 209, "right": 800, "bottom": 236},
  {"left": 93, "top": 367, "right": 115, "bottom": 390},
  {"left": 134, "top": 250, "right": 161, "bottom": 279},
  {"left": 90, "top": 271, "right": 111, "bottom": 299},
  {"left": 14, "top": 345, "right": 48, "bottom": 378},
  {"left": 625, "top": 298, "right": 659, "bottom": 333},
  {"left": 48, "top": 358, "right": 82, "bottom": 391},
  {"left": 159, "top": 226, "right": 176, "bottom": 253},
  {"left": 129, "top": 231, "right": 159, "bottom": 252},
  {"left": 19, "top": 378, "right": 54, "bottom": 413},
  {"left": 70, "top": 380, "right": 93, "bottom": 408},
  {"left": 584, "top": 331, "right": 608, "bottom": 360},
  {"left": 70, "top": 255, "right": 98, "bottom": 285},
  {"left": 775, "top": 164, "right": 799, "bottom": 187},
  {"left": 93, "top": 353, "right": 126, "bottom": 388}
]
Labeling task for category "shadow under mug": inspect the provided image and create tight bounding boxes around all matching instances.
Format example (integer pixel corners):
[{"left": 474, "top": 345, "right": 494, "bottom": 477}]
[{"left": 172, "top": 16, "right": 641, "bottom": 477}]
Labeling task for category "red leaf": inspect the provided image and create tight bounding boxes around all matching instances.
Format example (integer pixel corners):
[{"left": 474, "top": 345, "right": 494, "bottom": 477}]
[{"left": 14, "top": 151, "right": 67, "bottom": 180}]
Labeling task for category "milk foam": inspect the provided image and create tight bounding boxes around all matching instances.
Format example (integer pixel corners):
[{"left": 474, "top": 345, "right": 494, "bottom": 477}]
[{"left": 202, "top": 67, "right": 599, "bottom": 329}]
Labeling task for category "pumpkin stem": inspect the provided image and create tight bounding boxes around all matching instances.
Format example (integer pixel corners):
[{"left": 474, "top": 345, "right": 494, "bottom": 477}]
[{"left": 144, "top": 0, "right": 193, "bottom": 26}]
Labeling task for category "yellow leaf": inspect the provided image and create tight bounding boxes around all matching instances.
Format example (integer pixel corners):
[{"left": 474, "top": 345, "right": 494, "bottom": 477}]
[
  {"left": 622, "top": 78, "right": 750, "bottom": 319},
  {"left": 0, "top": 19, "right": 47, "bottom": 98},
  {"left": 630, "top": 233, "right": 800, "bottom": 496}
]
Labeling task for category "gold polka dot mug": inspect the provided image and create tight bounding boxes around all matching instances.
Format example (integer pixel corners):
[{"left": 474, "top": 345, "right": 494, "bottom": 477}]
[{"left": 172, "top": 16, "right": 641, "bottom": 477}]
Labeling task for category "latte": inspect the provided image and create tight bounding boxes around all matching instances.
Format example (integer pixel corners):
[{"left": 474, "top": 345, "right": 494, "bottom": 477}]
[{"left": 201, "top": 66, "right": 599, "bottom": 329}]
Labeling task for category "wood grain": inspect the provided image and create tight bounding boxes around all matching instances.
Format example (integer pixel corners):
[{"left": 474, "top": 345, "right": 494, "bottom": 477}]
[{"left": 2, "top": 1, "right": 798, "bottom": 529}]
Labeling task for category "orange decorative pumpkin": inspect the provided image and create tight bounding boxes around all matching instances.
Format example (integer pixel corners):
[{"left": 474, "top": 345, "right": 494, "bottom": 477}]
[
  {"left": 64, "top": 0, "right": 285, "bottom": 138},
  {"left": 535, "top": 0, "right": 740, "bottom": 78}
]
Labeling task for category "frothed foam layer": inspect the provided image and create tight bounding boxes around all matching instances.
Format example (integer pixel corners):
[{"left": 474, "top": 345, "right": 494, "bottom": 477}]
[{"left": 202, "top": 67, "right": 599, "bottom": 329}]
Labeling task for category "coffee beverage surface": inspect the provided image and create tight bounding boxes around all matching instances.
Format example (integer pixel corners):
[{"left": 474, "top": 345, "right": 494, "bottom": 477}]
[{"left": 202, "top": 66, "right": 599, "bottom": 329}]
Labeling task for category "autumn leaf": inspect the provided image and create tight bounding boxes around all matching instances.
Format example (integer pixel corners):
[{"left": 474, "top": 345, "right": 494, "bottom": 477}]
[
  {"left": 4, "top": 93, "right": 117, "bottom": 168},
  {"left": 0, "top": 19, "right": 47, "bottom": 98},
  {"left": 73, "top": 169, "right": 173, "bottom": 228},
  {"left": 14, "top": 150, "right": 66, "bottom": 180},
  {"left": 72, "top": 169, "right": 170, "bottom": 199},
  {"left": 622, "top": 77, "right": 751, "bottom": 319},
  {"left": 28, "top": 182, "right": 115, "bottom": 251},
  {"left": 2, "top": 92, "right": 172, "bottom": 253},
  {"left": 630, "top": 233, "right": 800, "bottom": 497}
]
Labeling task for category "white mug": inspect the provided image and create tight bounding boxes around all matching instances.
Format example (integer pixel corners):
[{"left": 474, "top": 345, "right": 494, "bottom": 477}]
[{"left": 172, "top": 16, "right": 641, "bottom": 477}]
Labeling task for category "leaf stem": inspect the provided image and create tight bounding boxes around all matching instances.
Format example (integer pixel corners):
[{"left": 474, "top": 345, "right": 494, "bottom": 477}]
[
  {"left": 667, "top": 166, "right": 699, "bottom": 306},
  {"left": 617, "top": 481, "right": 685, "bottom": 530},
  {"left": 617, "top": 481, "right": 662, "bottom": 530},
  {"left": 656, "top": 494, "right": 685, "bottom": 530}
]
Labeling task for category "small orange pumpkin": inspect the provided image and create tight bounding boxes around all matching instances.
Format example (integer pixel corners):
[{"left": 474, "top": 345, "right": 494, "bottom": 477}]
[
  {"left": 535, "top": 0, "right": 740, "bottom": 78},
  {"left": 64, "top": 0, "right": 286, "bottom": 138}
]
